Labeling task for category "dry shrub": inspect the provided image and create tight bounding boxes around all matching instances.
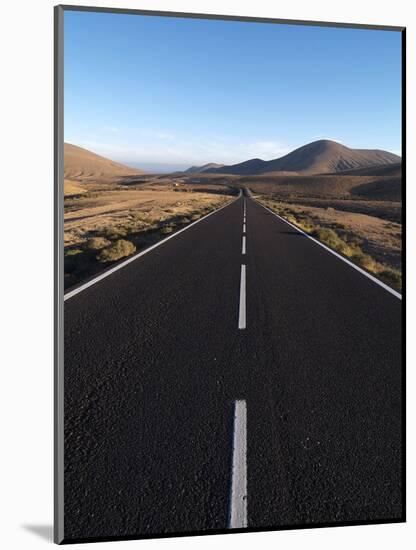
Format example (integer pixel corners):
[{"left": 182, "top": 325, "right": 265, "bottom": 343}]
[
  {"left": 351, "top": 252, "right": 378, "bottom": 272},
  {"left": 160, "top": 226, "right": 174, "bottom": 234},
  {"left": 314, "top": 227, "right": 361, "bottom": 257},
  {"left": 97, "top": 239, "right": 136, "bottom": 263},
  {"left": 65, "top": 248, "right": 82, "bottom": 256},
  {"left": 379, "top": 269, "right": 402, "bottom": 288},
  {"left": 104, "top": 227, "right": 128, "bottom": 240},
  {"left": 86, "top": 237, "right": 111, "bottom": 250}
]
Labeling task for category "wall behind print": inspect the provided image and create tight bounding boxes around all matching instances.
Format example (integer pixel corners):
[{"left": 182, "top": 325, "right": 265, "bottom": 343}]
[{"left": 0, "top": 1, "right": 413, "bottom": 549}]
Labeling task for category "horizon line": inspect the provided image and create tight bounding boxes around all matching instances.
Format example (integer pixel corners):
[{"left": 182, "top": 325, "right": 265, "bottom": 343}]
[{"left": 64, "top": 138, "right": 402, "bottom": 171}]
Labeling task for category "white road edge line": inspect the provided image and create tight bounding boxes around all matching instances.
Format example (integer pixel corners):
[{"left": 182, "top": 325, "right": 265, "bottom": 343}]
[
  {"left": 242, "top": 236, "right": 246, "bottom": 255},
  {"left": 238, "top": 264, "right": 246, "bottom": 329},
  {"left": 229, "top": 399, "right": 247, "bottom": 529},
  {"left": 256, "top": 199, "right": 402, "bottom": 301},
  {"left": 64, "top": 192, "right": 242, "bottom": 301}
]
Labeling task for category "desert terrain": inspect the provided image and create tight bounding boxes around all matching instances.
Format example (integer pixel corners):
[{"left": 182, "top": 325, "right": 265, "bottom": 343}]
[
  {"left": 180, "top": 172, "right": 402, "bottom": 289},
  {"left": 64, "top": 140, "right": 402, "bottom": 291},
  {"left": 63, "top": 144, "right": 236, "bottom": 289}
]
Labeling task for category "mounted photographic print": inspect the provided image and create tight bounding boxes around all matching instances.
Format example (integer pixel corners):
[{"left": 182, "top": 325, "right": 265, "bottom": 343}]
[{"left": 54, "top": 5, "right": 405, "bottom": 544}]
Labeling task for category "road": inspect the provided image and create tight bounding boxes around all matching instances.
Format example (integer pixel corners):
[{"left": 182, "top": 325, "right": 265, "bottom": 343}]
[{"left": 63, "top": 192, "right": 403, "bottom": 542}]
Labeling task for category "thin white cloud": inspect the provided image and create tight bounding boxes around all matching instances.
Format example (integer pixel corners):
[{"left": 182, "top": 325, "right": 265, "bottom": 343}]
[
  {"left": 75, "top": 129, "right": 402, "bottom": 168},
  {"left": 77, "top": 135, "right": 291, "bottom": 166},
  {"left": 103, "top": 125, "right": 120, "bottom": 133},
  {"left": 138, "top": 129, "right": 176, "bottom": 141},
  {"left": 155, "top": 131, "right": 175, "bottom": 140},
  {"left": 236, "top": 141, "right": 290, "bottom": 161}
]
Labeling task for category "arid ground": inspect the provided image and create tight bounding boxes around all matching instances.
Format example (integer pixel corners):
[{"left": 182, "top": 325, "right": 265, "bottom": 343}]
[
  {"left": 64, "top": 178, "right": 236, "bottom": 289},
  {"left": 166, "top": 167, "right": 402, "bottom": 290},
  {"left": 63, "top": 143, "right": 402, "bottom": 291}
]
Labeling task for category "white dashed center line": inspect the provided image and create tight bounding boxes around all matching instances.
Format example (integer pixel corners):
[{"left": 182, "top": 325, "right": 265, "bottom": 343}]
[
  {"left": 238, "top": 264, "right": 246, "bottom": 329},
  {"left": 229, "top": 399, "right": 247, "bottom": 529},
  {"left": 230, "top": 201, "right": 248, "bottom": 527}
]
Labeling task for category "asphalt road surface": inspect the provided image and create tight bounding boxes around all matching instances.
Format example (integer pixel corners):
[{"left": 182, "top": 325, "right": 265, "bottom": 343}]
[{"left": 63, "top": 191, "right": 403, "bottom": 542}]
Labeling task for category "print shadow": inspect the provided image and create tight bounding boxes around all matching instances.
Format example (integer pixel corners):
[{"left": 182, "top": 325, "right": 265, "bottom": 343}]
[{"left": 22, "top": 524, "right": 53, "bottom": 542}]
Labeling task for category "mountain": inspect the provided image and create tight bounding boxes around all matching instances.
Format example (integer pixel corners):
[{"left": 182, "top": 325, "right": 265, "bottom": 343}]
[
  {"left": 184, "top": 162, "right": 225, "bottom": 173},
  {"left": 204, "top": 140, "right": 401, "bottom": 175},
  {"left": 64, "top": 143, "right": 145, "bottom": 184},
  {"left": 333, "top": 162, "right": 402, "bottom": 177}
]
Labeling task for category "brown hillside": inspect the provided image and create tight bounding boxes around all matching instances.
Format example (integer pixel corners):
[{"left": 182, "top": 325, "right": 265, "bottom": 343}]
[
  {"left": 205, "top": 140, "right": 400, "bottom": 175},
  {"left": 333, "top": 162, "right": 402, "bottom": 177},
  {"left": 185, "top": 162, "right": 225, "bottom": 173},
  {"left": 64, "top": 143, "right": 145, "bottom": 184},
  {"left": 241, "top": 173, "right": 401, "bottom": 202}
]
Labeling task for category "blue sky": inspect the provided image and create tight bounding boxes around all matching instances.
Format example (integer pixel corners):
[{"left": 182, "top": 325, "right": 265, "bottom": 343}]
[{"left": 64, "top": 10, "right": 402, "bottom": 171}]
